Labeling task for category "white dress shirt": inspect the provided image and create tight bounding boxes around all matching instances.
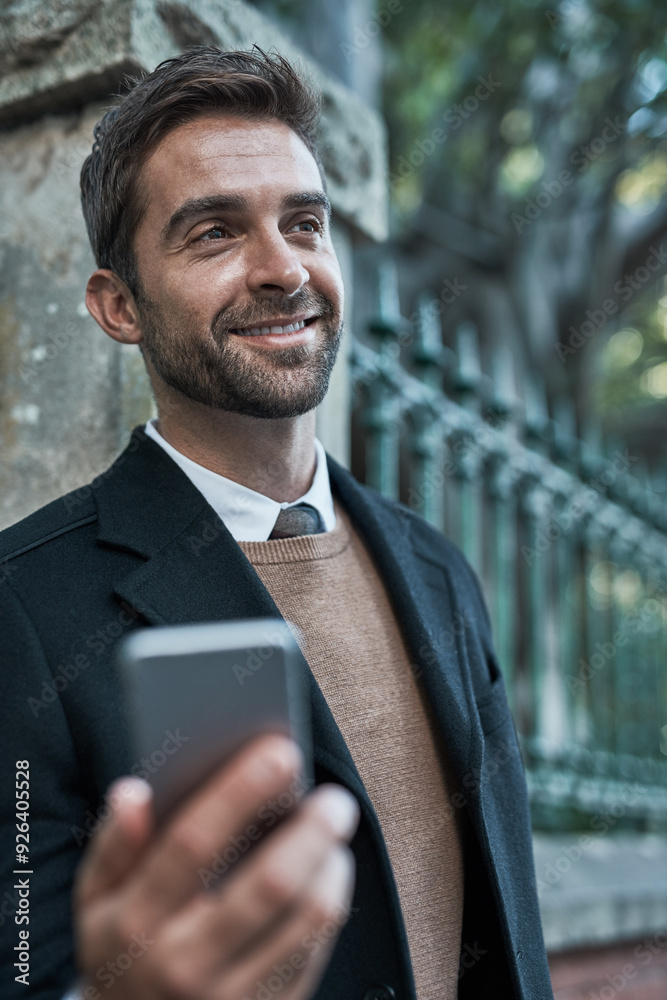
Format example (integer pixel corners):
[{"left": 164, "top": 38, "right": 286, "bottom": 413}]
[{"left": 143, "top": 418, "right": 336, "bottom": 541}]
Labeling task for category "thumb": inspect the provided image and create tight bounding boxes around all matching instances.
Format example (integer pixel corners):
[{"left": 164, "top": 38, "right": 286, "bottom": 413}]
[{"left": 75, "top": 777, "right": 154, "bottom": 906}]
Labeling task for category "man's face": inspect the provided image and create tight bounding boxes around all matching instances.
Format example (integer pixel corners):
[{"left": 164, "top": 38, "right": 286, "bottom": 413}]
[{"left": 130, "top": 114, "right": 344, "bottom": 420}]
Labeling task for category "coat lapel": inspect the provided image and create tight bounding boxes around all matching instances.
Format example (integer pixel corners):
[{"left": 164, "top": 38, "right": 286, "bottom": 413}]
[
  {"left": 96, "top": 427, "right": 476, "bottom": 808},
  {"left": 95, "top": 426, "right": 369, "bottom": 803},
  {"left": 326, "top": 457, "right": 475, "bottom": 785}
]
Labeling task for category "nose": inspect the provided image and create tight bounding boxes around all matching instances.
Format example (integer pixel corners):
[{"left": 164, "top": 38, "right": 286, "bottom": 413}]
[{"left": 245, "top": 227, "right": 309, "bottom": 297}]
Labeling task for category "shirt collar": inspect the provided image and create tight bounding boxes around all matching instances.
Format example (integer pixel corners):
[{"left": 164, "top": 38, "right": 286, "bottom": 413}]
[{"left": 143, "top": 419, "right": 336, "bottom": 542}]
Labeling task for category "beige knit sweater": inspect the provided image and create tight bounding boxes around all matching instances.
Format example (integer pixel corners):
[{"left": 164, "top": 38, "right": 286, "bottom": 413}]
[{"left": 238, "top": 499, "right": 464, "bottom": 999}]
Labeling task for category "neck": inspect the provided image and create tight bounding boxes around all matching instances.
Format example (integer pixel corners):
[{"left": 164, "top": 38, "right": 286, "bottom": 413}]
[{"left": 153, "top": 397, "right": 318, "bottom": 503}]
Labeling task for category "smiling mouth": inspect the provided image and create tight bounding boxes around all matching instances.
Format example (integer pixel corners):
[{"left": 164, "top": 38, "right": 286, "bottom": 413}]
[{"left": 231, "top": 315, "right": 318, "bottom": 337}]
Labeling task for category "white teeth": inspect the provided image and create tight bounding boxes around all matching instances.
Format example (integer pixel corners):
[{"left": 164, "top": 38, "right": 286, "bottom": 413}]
[{"left": 234, "top": 318, "right": 309, "bottom": 336}]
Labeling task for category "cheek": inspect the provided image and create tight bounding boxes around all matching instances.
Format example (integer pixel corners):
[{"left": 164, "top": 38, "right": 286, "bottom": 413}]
[
  {"left": 149, "top": 264, "right": 235, "bottom": 323},
  {"left": 317, "top": 253, "right": 344, "bottom": 309}
]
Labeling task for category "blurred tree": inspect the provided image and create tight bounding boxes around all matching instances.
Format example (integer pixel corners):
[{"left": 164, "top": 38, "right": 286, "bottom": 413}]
[{"left": 379, "top": 0, "right": 667, "bottom": 464}]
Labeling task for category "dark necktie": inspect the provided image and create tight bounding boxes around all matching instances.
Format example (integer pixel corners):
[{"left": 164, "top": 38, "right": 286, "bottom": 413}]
[{"left": 269, "top": 502, "right": 325, "bottom": 539}]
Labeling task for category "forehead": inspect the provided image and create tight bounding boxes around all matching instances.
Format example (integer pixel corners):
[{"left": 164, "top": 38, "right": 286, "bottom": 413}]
[{"left": 139, "top": 114, "right": 324, "bottom": 217}]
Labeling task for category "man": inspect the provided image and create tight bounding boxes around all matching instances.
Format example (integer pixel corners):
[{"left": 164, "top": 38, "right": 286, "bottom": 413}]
[{"left": 0, "top": 47, "right": 553, "bottom": 1000}]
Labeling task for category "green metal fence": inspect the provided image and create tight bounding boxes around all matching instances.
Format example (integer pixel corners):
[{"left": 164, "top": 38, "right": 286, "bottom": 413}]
[{"left": 349, "top": 263, "right": 667, "bottom": 831}]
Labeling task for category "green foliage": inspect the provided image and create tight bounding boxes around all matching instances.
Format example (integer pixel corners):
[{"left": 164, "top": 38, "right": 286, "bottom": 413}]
[
  {"left": 382, "top": 0, "right": 667, "bottom": 212},
  {"left": 381, "top": 0, "right": 667, "bottom": 456},
  {"left": 596, "top": 283, "right": 667, "bottom": 412}
]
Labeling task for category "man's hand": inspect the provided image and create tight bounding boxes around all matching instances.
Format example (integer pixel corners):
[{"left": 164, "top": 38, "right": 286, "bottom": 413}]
[{"left": 74, "top": 734, "right": 359, "bottom": 999}]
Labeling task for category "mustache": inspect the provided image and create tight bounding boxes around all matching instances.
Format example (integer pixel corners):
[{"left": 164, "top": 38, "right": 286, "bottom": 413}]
[{"left": 212, "top": 290, "right": 335, "bottom": 334}]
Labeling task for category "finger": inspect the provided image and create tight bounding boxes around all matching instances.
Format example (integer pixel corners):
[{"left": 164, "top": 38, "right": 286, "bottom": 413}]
[
  {"left": 161, "top": 783, "right": 359, "bottom": 974},
  {"left": 215, "top": 844, "right": 355, "bottom": 1000},
  {"left": 75, "top": 778, "right": 154, "bottom": 907},
  {"left": 127, "top": 734, "right": 303, "bottom": 921}
]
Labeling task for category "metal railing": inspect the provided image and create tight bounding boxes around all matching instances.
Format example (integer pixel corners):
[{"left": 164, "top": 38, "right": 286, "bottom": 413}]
[{"left": 349, "top": 263, "right": 667, "bottom": 831}]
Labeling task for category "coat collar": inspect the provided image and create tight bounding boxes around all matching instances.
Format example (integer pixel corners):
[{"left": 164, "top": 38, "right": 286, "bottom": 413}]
[{"left": 96, "top": 426, "right": 474, "bottom": 796}]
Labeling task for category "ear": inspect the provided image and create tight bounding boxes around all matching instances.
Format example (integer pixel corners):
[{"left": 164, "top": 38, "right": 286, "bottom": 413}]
[{"left": 85, "top": 269, "right": 143, "bottom": 345}]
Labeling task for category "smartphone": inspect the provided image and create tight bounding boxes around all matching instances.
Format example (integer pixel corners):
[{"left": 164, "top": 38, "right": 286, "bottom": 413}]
[{"left": 116, "top": 618, "right": 312, "bottom": 823}]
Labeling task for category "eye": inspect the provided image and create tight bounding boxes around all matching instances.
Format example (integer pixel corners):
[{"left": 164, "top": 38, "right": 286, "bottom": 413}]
[
  {"left": 288, "top": 218, "right": 321, "bottom": 234},
  {"left": 198, "top": 224, "right": 233, "bottom": 242}
]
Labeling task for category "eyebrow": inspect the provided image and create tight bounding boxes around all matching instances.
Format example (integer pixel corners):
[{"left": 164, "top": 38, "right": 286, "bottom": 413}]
[{"left": 162, "top": 190, "right": 332, "bottom": 244}]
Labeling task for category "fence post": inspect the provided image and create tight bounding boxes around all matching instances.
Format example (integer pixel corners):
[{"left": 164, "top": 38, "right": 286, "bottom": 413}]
[
  {"left": 449, "top": 322, "right": 484, "bottom": 573},
  {"left": 486, "top": 345, "right": 519, "bottom": 708},
  {"left": 408, "top": 296, "right": 449, "bottom": 527},
  {"left": 364, "top": 261, "right": 404, "bottom": 499}
]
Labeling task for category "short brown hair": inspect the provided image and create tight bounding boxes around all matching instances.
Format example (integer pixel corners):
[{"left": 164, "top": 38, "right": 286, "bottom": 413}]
[{"left": 80, "top": 45, "right": 324, "bottom": 297}]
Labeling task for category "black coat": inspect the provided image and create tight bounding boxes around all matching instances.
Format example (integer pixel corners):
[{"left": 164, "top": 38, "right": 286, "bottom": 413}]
[{"left": 0, "top": 425, "right": 553, "bottom": 999}]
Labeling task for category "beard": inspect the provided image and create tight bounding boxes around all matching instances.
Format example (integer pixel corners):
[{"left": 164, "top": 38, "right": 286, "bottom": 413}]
[{"left": 135, "top": 288, "right": 343, "bottom": 420}]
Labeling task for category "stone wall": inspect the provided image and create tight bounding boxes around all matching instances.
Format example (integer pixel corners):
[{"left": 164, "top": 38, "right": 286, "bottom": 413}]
[{"left": 0, "top": 0, "right": 388, "bottom": 529}]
